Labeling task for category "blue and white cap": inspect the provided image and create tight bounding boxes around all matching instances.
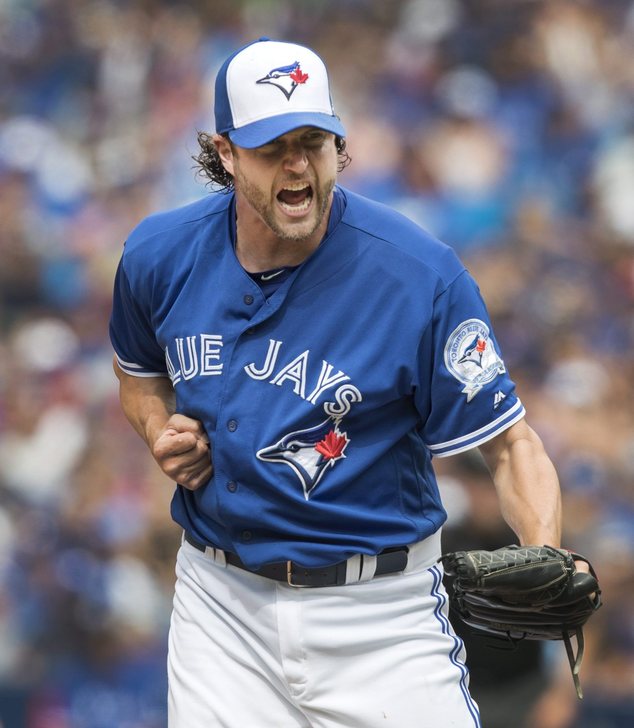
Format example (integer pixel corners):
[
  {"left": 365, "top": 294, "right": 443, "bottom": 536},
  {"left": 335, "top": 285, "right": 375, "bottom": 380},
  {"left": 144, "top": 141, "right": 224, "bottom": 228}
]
[{"left": 214, "top": 38, "right": 346, "bottom": 148}]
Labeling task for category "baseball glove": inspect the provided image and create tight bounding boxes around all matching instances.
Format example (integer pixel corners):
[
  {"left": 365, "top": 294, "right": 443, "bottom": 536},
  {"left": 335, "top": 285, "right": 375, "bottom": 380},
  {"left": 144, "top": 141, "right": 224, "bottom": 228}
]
[{"left": 441, "top": 545, "right": 601, "bottom": 699}]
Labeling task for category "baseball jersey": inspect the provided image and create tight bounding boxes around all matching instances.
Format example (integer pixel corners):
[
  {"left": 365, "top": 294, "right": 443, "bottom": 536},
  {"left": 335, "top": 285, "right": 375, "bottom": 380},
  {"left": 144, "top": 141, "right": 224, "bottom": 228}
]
[{"left": 109, "top": 186, "right": 525, "bottom": 569}]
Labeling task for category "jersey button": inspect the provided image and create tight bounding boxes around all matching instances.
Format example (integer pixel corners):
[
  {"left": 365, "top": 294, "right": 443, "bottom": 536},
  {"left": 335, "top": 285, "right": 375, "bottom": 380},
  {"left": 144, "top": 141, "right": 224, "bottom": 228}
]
[
  {"left": 241, "top": 530, "right": 252, "bottom": 541},
  {"left": 226, "top": 481, "right": 237, "bottom": 492},
  {"left": 244, "top": 294, "right": 254, "bottom": 305},
  {"left": 227, "top": 419, "right": 238, "bottom": 432}
]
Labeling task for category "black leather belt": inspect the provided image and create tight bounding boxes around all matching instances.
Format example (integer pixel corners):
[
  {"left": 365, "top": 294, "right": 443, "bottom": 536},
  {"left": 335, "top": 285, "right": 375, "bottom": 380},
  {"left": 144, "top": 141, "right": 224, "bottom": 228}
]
[{"left": 184, "top": 532, "right": 409, "bottom": 587}]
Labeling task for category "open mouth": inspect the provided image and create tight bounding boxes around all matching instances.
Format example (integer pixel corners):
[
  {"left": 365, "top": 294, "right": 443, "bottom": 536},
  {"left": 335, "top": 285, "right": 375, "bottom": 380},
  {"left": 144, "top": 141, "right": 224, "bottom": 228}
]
[{"left": 277, "top": 182, "right": 314, "bottom": 214}]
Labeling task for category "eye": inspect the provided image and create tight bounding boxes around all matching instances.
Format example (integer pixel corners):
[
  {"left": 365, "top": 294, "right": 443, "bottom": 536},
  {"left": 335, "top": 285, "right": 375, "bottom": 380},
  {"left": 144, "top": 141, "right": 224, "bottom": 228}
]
[
  {"left": 304, "top": 133, "right": 326, "bottom": 147},
  {"left": 257, "top": 141, "right": 284, "bottom": 157}
]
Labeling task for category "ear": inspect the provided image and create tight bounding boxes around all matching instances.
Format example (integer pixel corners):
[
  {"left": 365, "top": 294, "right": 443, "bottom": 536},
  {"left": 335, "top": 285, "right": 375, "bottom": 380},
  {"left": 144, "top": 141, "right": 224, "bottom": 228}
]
[{"left": 213, "top": 134, "right": 235, "bottom": 176}]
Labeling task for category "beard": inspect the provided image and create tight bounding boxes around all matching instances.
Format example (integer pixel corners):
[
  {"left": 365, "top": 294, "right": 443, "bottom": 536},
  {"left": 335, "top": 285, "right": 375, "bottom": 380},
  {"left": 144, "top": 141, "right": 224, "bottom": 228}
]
[{"left": 233, "top": 166, "right": 336, "bottom": 243}]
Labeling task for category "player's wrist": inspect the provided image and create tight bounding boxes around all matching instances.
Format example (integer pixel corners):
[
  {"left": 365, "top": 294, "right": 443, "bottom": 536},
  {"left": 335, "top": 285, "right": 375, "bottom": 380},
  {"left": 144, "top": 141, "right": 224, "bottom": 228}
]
[
  {"left": 144, "top": 414, "right": 174, "bottom": 449},
  {"left": 517, "top": 526, "right": 561, "bottom": 549}
]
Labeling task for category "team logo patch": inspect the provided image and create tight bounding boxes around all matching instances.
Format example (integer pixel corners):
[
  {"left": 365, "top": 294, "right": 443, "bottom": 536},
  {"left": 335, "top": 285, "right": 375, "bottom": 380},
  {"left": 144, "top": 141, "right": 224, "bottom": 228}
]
[
  {"left": 444, "top": 319, "right": 506, "bottom": 402},
  {"left": 256, "top": 61, "right": 309, "bottom": 100},
  {"left": 257, "top": 416, "right": 348, "bottom": 500}
]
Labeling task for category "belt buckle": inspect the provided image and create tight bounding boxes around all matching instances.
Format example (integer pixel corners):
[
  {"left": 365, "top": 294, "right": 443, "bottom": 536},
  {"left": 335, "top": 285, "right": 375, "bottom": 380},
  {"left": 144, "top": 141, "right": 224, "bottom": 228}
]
[{"left": 286, "top": 560, "right": 310, "bottom": 588}]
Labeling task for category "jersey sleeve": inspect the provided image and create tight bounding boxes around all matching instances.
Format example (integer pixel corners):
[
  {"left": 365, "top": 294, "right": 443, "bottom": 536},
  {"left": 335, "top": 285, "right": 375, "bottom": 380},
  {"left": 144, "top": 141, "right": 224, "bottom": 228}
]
[
  {"left": 109, "top": 256, "right": 169, "bottom": 378},
  {"left": 416, "top": 269, "right": 525, "bottom": 457}
]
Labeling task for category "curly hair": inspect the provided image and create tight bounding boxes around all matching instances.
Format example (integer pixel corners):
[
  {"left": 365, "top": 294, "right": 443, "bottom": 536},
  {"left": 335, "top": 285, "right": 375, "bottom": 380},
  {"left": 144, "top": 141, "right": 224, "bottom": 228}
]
[{"left": 193, "top": 131, "right": 352, "bottom": 192}]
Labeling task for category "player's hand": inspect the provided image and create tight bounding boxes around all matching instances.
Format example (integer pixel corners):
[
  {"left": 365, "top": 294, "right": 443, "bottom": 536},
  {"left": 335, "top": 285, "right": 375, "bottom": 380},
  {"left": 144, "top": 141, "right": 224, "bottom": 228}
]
[{"left": 152, "top": 414, "right": 213, "bottom": 491}]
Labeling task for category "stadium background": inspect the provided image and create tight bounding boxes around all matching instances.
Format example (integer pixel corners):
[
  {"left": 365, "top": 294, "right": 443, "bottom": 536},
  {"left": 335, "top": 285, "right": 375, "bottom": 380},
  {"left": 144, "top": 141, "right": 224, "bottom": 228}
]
[{"left": 0, "top": 0, "right": 632, "bottom": 726}]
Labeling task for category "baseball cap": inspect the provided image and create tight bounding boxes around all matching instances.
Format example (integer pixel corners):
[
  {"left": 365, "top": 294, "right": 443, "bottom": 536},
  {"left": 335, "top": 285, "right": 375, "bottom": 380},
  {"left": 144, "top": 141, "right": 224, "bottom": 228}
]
[{"left": 214, "top": 37, "right": 346, "bottom": 148}]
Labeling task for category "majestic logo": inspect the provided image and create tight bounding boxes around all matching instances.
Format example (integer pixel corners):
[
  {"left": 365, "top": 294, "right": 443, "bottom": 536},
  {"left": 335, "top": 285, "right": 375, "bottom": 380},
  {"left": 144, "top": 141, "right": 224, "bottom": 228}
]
[
  {"left": 444, "top": 319, "right": 506, "bottom": 402},
  {"left": 256, "top": 61, "right": 309, "bottom": 100},
  {"left": 257, "top": 416, "right": 349, "bottom": 500},
  {"left": 493, "top": 390, "right": 507, "bottom": 410}
]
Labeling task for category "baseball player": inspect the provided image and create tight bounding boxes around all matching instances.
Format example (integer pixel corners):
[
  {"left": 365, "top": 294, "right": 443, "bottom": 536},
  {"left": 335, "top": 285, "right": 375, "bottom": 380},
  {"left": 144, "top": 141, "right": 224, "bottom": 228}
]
[{"left": 110, "top": 38, "right": 564, "bottom": 727}]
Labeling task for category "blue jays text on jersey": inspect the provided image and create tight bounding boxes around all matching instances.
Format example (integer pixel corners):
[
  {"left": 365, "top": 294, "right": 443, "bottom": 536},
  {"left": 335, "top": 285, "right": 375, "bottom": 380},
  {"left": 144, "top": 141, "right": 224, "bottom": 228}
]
[{"left": 109, "top": 187, "right": 525, "bottom": 570}]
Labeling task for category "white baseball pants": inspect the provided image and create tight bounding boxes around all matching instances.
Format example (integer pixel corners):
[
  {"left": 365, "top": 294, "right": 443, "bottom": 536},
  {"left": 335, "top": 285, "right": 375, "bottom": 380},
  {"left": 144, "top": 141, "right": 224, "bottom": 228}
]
[{"left": 168, "top": 533, "right": 481, "bottom": 728}]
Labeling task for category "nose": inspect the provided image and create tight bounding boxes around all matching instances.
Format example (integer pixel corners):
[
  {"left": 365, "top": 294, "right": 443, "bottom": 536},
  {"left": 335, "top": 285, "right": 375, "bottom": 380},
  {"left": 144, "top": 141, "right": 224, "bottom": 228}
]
[{"left": 282, "top": 144, "right": 309, "bottom": 173}]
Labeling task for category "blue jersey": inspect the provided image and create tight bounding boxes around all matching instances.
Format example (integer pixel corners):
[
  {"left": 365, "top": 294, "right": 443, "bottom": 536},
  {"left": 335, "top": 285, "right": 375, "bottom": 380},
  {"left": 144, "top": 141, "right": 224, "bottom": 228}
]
[{"left": 110, "top": 187, "right": 525, "bottom": 569}]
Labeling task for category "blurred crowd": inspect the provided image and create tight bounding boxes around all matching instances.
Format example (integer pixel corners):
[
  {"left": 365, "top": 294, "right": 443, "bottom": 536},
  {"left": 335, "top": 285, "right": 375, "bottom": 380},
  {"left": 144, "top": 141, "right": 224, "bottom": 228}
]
[{"left": 0, "top": 0, "right": 633, "bottom": 726}]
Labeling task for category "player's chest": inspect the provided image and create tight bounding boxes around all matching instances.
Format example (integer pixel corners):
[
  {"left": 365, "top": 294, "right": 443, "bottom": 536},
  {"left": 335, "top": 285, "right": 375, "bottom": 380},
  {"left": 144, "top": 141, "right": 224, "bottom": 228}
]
[{"left": 152, "top": 271, "right": 421, "bottom": 416}]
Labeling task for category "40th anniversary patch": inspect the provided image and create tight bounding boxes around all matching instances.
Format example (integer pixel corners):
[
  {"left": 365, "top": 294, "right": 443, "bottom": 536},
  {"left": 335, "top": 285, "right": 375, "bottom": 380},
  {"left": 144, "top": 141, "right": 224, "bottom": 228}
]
[{"left": 444, "top": 318, "right": 506, "bottom": 402}]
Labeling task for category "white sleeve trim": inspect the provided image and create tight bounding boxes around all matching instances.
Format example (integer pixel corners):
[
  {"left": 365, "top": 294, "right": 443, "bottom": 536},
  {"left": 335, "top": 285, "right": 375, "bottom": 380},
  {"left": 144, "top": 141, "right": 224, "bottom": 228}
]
[
  {"left": 428, "top": 400, "right": 526, "bottom": 458},
  {"left": 428, "top": 400, "right": 523, "bottom": 451},
  {"left": 116, "top": 356, "right": 144, "bottom": 369},
  {"left": 115, "top": 354, "right": 169, "bottom": 379}
]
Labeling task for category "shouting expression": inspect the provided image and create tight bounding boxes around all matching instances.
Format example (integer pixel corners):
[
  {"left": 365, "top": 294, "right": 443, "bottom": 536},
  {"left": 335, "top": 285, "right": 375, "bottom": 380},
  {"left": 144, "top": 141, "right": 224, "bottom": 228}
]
[{"left": 217, "top": 127, "right": 339, "bottom": 246}]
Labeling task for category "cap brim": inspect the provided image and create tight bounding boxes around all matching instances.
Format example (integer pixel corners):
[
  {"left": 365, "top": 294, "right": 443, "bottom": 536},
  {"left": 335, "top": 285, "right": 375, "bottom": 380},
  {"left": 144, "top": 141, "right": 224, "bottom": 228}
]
[{"left": 228, "top": 112, "right": 346, "bottom": 149}]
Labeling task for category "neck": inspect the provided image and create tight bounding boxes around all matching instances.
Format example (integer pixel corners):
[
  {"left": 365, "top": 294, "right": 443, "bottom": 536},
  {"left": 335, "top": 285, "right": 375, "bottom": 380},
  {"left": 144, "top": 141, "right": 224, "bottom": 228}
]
[{"left": 234, "top": 192, "right": 333, "bottom": 274}]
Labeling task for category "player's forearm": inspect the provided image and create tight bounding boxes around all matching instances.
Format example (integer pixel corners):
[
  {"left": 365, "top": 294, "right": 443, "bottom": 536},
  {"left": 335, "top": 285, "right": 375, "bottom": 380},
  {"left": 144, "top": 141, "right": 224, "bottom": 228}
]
[
  {"left": 479, "top": 419, "right": 562, "bottom": 547},
  {"left": 113, "top": 357, "right": 175, "bottom": 448},
  {"left": 113, "top": 357, "right": 212, "bottom": 490}
]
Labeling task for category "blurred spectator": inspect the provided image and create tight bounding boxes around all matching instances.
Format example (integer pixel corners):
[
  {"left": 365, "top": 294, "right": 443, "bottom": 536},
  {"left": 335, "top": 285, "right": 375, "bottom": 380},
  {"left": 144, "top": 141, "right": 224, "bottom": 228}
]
[{"left": 1, "top": 1, "right": 633, "bottom": 725}]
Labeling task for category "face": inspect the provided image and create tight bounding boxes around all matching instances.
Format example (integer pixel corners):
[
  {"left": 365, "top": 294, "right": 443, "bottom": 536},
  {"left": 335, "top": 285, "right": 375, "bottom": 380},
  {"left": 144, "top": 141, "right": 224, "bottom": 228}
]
[{"left": 217, "top": 127, "right": 338, "bottom": 244}]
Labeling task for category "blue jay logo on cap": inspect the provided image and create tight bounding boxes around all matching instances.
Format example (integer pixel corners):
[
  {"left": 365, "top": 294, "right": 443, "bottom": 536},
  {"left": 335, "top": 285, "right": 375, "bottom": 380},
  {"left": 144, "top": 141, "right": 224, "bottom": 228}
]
[
  {"left": 256, "top": 61, "right": 309, "bottom": 100},
  {"left": 257, "top": 416, "right": 348, "bottom": 500}
]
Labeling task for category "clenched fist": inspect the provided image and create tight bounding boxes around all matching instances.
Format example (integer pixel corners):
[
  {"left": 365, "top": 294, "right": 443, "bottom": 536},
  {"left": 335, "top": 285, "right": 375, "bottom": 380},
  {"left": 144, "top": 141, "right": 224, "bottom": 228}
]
[{"left": 152, "top": 414, "right": 213, "bottom": 491}]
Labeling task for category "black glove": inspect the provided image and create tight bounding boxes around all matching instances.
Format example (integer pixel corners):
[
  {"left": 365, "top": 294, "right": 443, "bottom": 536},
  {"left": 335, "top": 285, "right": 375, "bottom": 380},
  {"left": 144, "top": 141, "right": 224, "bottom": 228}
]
[{"left": 442, "top": 545, "right": 602, "bottom": 698}]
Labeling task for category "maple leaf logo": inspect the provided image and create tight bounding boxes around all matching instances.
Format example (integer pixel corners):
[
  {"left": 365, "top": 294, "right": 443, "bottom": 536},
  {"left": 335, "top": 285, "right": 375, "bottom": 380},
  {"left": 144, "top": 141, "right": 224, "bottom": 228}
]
[
  {"left": 315, "top": 430, "right": 348, "bottom": 461},
  {"left": 476, "top": 338, "right": 486, "bottom": 353},
  {"left": 290, "top": 67, "right": 309, "bottom": 84}
]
